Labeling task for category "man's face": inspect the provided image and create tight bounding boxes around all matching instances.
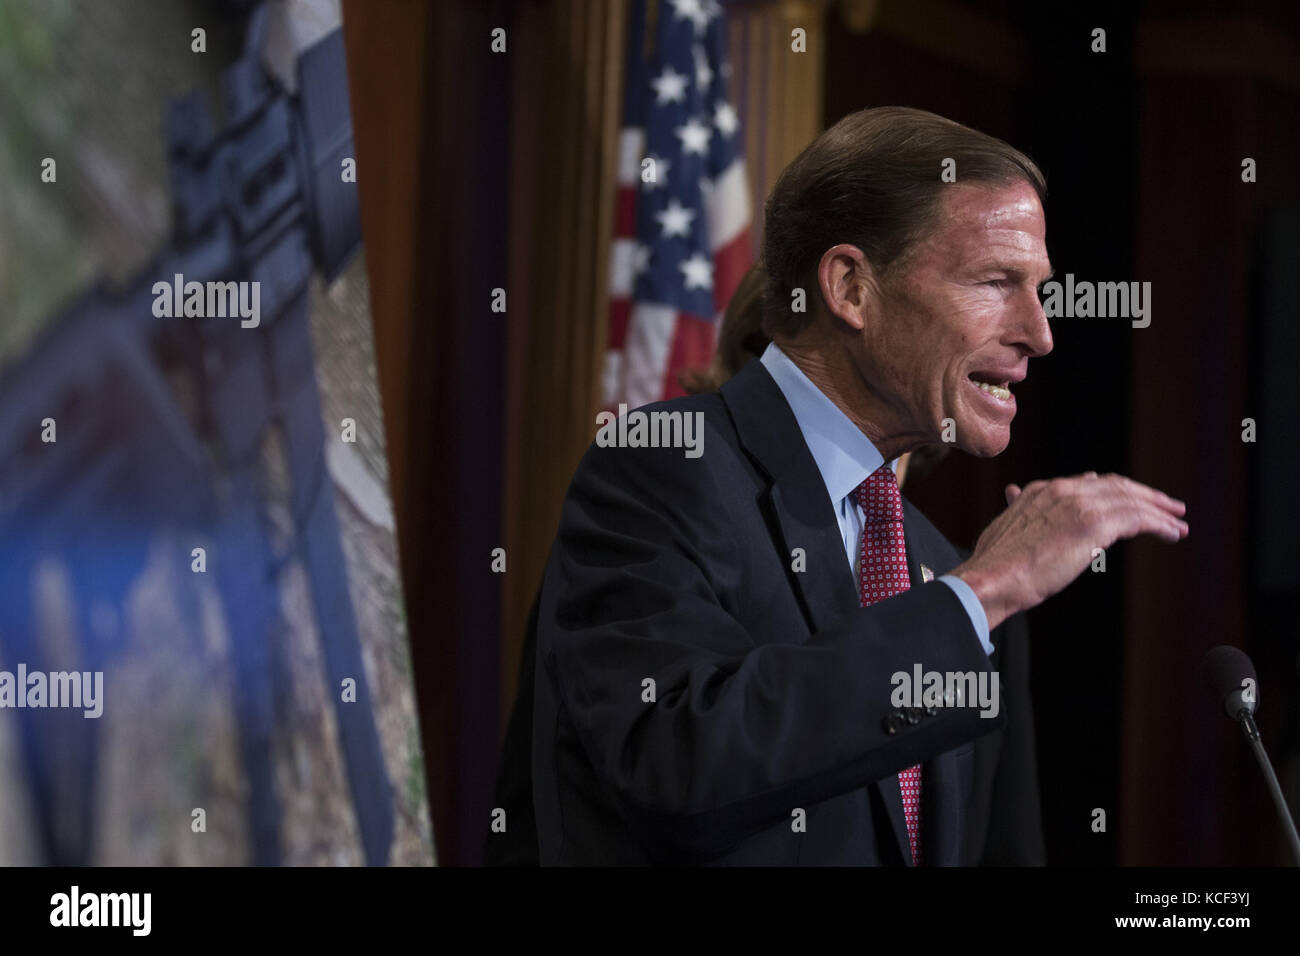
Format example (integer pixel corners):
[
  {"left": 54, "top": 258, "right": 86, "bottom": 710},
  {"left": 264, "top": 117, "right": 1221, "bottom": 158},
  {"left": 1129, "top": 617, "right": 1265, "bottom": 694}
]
[{"left": 855, "top": 180, "right": 1053, "bottom": 457}]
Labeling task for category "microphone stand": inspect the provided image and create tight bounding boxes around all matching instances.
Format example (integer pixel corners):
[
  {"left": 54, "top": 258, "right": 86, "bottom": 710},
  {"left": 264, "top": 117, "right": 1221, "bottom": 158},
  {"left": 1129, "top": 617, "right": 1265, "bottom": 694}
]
[{"left": 1236, "top": 709, "right": 1300, "bottom": 865}]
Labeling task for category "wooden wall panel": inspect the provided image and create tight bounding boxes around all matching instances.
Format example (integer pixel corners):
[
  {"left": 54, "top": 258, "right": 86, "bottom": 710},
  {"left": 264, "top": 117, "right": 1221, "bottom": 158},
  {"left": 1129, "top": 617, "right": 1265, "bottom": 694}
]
[{"left": 499, "top": 0, "right": 628, "bottom": 719}]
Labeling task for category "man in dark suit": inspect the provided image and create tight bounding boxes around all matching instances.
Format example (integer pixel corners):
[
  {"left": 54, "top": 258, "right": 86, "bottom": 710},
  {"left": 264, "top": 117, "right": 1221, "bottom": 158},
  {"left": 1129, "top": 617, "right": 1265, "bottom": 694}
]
[
  {"left": 487, "top": 257, "right": 1044, "bottom": 866},
  {"left": 494, "top": 107, "right": 1187, "bottom": 865}
]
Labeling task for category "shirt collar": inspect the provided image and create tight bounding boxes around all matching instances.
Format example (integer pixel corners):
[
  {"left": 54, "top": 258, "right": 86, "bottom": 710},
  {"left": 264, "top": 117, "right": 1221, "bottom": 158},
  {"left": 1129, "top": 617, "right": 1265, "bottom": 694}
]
[{"left": 759, "top": 341, "right": 898, "bottom": 506}]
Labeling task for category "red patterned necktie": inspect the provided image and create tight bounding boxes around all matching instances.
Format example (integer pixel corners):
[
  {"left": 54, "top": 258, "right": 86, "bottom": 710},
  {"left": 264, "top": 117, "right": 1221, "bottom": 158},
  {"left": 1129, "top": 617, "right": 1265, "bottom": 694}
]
[{"left": 852, "top": 464, "right": 923, "bottom": 866}]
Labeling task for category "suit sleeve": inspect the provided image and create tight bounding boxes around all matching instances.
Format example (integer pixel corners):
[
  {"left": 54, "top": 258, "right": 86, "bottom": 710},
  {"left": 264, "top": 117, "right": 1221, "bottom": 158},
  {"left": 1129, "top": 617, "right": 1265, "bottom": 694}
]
[{"left": 538, "top": 434, "right": 1004, "bottom": 860}]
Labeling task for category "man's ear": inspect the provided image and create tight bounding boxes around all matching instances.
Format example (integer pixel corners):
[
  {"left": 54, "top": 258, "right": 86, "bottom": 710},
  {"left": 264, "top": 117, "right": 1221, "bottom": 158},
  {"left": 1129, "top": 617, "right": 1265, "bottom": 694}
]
[{"left": 816, "top": 244, "right": 879, "bottom": 332}]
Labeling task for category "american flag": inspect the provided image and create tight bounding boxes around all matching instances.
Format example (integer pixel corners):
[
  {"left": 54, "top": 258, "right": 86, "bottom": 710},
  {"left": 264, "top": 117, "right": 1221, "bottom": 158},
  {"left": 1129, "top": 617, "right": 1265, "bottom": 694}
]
[{"left": 603, "top": 0, "right": 753, "bottom": 409}]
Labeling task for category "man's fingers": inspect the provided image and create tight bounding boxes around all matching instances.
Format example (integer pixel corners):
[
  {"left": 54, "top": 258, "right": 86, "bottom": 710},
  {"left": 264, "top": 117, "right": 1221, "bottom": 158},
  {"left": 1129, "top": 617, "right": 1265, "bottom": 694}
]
[
  {"left": 1147, "top": 517, "right": 1187, "bottom": 543},
  {"left": 1053, "top": 473, "right": 1187, "bottom": 526},
  {"left": 1096, "top": 473, "right": 1187, "bottom": 517},
  {"left": 1095, "top": 499, "right": 1189, "bottom": 547},
  {"left": 1005, "top": 483, "right": 1022, "bottom": 505}
]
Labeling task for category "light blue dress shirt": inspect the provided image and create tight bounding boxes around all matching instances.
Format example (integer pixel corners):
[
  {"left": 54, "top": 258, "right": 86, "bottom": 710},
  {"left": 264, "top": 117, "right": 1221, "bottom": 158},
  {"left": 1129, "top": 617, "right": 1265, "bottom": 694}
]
[{"left": 759, "top": 342, "right": 993, "bottom": 656}]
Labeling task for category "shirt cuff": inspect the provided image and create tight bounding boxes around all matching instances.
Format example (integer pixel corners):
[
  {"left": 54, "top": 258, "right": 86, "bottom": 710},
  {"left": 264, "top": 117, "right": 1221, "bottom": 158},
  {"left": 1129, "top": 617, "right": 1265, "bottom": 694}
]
[{"left": 938, "top": 574, "right": 993, "bottom": 656}]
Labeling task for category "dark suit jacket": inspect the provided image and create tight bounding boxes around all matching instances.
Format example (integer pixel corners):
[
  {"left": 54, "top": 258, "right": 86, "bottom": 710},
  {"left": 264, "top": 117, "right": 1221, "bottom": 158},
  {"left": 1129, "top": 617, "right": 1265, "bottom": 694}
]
[{"left": 486, "top": 359, "right": 1046, "bottom": 865}]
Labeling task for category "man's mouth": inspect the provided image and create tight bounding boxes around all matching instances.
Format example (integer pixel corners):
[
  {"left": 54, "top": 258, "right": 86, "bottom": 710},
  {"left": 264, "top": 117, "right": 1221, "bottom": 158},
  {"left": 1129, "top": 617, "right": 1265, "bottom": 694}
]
[{"left": 967, "top": 371, "right": 1013, "bottom": 402}]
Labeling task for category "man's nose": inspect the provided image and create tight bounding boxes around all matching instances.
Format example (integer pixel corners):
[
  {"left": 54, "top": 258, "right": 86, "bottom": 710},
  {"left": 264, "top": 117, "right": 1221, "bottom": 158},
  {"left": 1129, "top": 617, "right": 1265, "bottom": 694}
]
[{"left": 1015, "top": 293, "right": 1053, "bottom": 358}]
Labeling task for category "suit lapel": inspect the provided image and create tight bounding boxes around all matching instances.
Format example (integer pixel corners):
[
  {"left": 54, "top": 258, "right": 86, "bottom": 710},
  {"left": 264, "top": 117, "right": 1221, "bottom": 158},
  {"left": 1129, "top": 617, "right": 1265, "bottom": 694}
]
[
  {"left": 720, "top": 362, "right": 860, "bottom": 634},
  {"left": 767, "top": 478, "right": 859, "bottom": 634}
]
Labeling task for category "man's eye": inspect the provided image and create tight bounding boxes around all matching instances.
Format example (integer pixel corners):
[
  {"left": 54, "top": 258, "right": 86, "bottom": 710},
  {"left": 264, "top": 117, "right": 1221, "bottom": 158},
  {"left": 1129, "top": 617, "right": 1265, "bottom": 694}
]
[{"left": 983, "top": 279, "right": 1009, "bottom": 289}]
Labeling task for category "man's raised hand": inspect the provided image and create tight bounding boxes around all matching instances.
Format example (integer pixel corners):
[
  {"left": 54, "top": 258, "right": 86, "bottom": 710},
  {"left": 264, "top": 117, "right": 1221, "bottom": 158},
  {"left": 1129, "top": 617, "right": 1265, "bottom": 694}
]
[{"left": 951, "top": 472, "right": 1188, "bottom": 631}]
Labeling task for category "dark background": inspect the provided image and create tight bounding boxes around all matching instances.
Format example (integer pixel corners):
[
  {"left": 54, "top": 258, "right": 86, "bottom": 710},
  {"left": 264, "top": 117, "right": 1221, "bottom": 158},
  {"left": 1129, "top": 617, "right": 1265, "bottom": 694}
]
[{"left": 342, "top": 0, "right": 1300, "bottom": 865}]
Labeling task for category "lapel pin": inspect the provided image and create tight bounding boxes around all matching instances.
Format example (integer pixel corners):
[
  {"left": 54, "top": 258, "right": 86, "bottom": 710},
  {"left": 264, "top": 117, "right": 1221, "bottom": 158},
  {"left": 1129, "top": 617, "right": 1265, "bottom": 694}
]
[{"left": 920, "top": 563, "right": 934, "bottom": 583}]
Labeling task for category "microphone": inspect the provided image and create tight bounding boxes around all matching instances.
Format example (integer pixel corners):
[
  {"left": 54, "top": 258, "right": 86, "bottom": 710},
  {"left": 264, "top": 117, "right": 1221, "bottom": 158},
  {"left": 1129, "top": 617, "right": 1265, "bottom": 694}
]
[
  {"left": 1202, "top": 645, "right": 1259, "bottom": 725},
  {"left": 1200, "top": 645, "right": 1300, "bottom": 865}
]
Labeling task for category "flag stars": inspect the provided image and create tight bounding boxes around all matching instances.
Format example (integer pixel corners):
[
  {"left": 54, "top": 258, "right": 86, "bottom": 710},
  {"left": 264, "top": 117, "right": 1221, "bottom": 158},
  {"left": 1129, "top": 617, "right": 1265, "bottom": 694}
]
[
  {"left": 651, "top": 66, "right": 689, "bottom": 106},
  {"left": 693, "top": 45, "right": 713, "bottom": 90},
  {"left": 675, "top": 117, "right": 712, "bottom": 155},
  {"left": 655, "top": 198, "right": 696, "bottom": 238},
  {"left": 679, "top": 253, "right": 713, "bottom": 291},
  {"left": 714, "top": 101, "right": 738, "bottom": 137},
  {"left": 668, "top": 0, "right": 710, "bottom": 34}
]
